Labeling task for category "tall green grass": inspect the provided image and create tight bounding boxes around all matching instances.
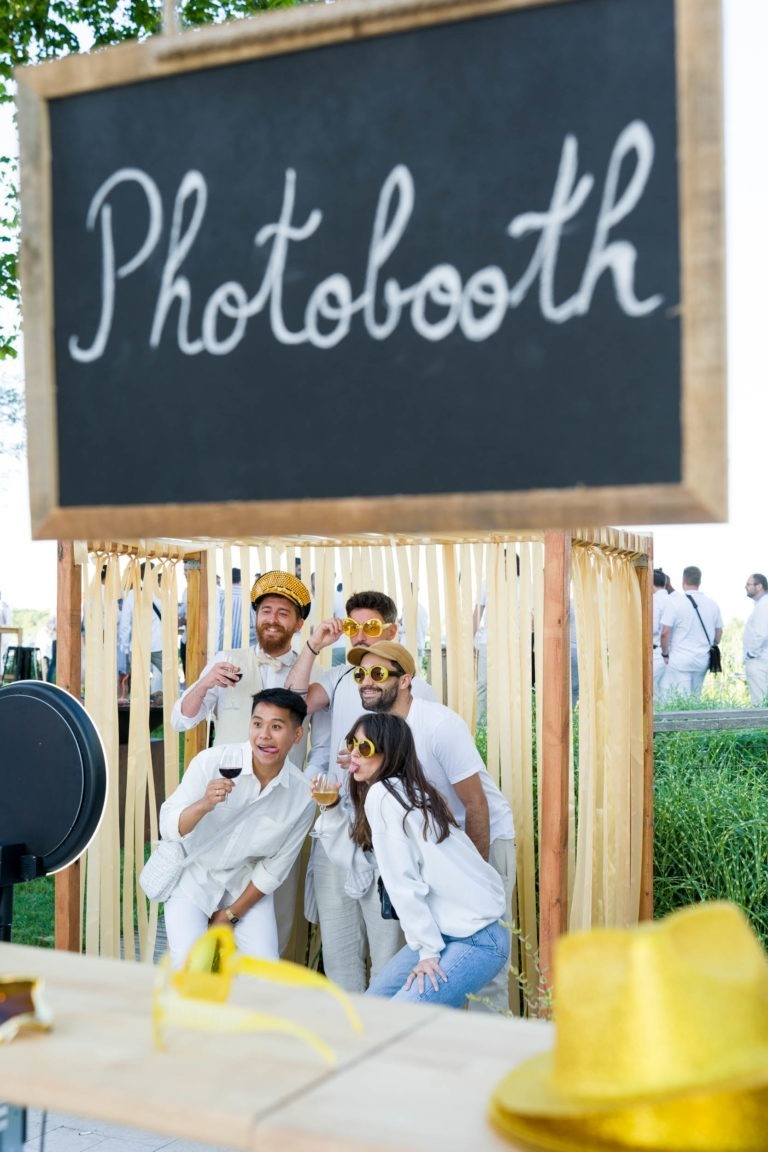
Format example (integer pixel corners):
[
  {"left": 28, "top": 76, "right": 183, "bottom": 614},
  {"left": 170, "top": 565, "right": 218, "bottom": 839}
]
[{"left": 654, "top": 728, "right": 768, "bottom": 944}]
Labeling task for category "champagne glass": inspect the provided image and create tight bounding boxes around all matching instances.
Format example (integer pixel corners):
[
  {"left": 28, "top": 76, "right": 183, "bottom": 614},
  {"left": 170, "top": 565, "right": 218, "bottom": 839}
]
[
  {"left": 218, "top": 748, "right": 242, "bottom": 803},
  {"left": 336, "top": 737, "right": 352, "bottom": 774},
  {"left": 313, "top": 774, "right": 339, "bottom": 811}
]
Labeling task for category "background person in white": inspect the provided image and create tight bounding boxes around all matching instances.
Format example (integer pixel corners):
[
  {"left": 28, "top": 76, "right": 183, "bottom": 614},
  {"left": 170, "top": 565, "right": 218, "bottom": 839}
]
[
  {"left": 652, "top": 567, "right": 671, "bottom": 703},
  {"left": 346, "top": 641, "right": 515, "bottom": 1014},
  {"left": 160, "top": 689, "right": 315, "bottom": 969},
  {"left": 744, "top": 573, "right": 768, "bottom": 705},
  {"left": 286, "top": 590, "right": 437, "bottom": 992},
  {"left": 659, "top": 566, "right": 723, "bottom": 701},
  {"left": 0, "top": 588, "right": 12, "bottom": 664},
  {"left": 171, "top": 569, "right": 313, "bottom": 955}
]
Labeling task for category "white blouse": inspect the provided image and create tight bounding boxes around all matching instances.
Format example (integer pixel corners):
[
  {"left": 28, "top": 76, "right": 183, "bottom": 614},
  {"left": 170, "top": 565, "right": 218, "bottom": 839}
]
[{"left": 364, "top": 780, "right": 506, "bottom": 961}]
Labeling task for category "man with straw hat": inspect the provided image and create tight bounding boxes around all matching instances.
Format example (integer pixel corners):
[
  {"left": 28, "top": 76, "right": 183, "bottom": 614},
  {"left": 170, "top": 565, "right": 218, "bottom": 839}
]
[
  {"left": 171, "top": 569, "right": 312, "bottom": 954},
  {"left": 489, "top": 901, "right": 768, "bottom": 1151}
]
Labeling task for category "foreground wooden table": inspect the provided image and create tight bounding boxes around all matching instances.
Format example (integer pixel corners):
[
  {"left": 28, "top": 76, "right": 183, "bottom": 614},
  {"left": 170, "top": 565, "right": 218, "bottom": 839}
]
[{"left": 0, "top": 942, "right": 552, "bottom": 1151}]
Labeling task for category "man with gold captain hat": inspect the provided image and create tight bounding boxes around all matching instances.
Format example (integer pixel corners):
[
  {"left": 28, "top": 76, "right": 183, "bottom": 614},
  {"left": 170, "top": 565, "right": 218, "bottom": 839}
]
[{"left": 171, "top": 569, "right": 315, "bottom": 955}]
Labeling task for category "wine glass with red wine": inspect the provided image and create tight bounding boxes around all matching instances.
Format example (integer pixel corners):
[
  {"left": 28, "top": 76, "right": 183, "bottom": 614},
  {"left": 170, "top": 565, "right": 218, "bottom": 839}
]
[{"left": 218, "top": 749, "right": 242, "bottom": 803}]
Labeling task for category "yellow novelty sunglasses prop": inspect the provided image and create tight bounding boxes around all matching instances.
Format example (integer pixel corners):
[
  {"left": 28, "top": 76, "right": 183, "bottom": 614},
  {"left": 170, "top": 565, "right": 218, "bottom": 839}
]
[{"left": 153, "top": 926, "right": 363, "bottom": 1065}]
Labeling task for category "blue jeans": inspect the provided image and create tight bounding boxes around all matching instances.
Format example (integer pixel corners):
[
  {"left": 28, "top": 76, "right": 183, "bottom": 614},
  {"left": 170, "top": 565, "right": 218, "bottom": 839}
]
[{"left": 366, "top": 919, "right": 510, "bottom": 1008}]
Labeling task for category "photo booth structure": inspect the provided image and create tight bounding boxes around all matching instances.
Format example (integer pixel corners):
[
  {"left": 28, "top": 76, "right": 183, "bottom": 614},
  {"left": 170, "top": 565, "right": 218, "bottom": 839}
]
[{"left": 52, "top": 526, "right": 653, "bottom": 1008}]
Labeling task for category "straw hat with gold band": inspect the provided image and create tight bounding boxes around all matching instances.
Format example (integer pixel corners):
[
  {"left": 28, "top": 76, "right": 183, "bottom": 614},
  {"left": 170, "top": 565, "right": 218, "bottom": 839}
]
[
  {"left": 250, "top": 571, "right": 311, "bottom": 620},
  {"left": 490, "top": 902, "right": 768, "bottom": 1152}
]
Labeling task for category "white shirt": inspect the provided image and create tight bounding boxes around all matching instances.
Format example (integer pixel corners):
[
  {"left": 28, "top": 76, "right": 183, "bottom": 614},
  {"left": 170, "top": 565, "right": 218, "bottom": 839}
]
[
  {"left": 171, "top": 646, "right": 308, "bottom": 766},
  {"left": 159, "top": 741, "right": 315, "bottom": 917},
  {"left": 118, "top": 588, "right": 163, "bottom": 655},
  {"left": 744, "top": 593, "right": 768, "bottom": 661},
  {"left": 364, "top": 780, "right": 506, "bottom": 960},
  {"left": 0, "top": 597, "right": 12, "bottom": 658},
  {"left": 230, "top": 585, "right": 257, "bottom": 649},
  {"left": 660, "top": 590, "right": 723, "bottom": 671},
  {"left": 652, "top": 588, "right": 667, "bottom": 648},
  {"left": 405, "top": 697, "right": 515, "bottom": 843},
  {"left": 305, "top": 664, "right": 438, "bottom": 781}
]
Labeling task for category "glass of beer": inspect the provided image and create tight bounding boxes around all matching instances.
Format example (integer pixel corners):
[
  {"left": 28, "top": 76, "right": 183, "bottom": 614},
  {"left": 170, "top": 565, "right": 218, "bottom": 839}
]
[{"left": 312, "top": 774, "right": 339, "bottom": 811}]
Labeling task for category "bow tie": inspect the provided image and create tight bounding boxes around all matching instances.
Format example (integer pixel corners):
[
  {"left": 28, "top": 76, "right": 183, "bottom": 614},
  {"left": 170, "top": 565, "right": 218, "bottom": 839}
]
[{"left": 254, "top": 651, "right": 285, "bottom": 672}]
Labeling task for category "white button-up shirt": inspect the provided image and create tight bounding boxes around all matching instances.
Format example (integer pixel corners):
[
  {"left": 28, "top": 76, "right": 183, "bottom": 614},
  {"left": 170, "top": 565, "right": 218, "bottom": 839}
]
[{"left": 159, "top": 741, "right": 315, "bottom": 916}]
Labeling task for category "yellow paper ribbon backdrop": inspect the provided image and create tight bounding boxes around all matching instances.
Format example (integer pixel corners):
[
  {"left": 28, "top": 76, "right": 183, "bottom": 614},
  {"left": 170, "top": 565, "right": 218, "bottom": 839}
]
[{"left": 75, "top": 533, "right": 649, "bottom": 998}]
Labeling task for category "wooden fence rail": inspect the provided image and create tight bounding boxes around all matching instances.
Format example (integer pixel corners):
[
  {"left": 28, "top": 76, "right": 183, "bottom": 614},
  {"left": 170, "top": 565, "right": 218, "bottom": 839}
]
[{"left": 654, "top": 708, "right": 768, "bottom": 734}]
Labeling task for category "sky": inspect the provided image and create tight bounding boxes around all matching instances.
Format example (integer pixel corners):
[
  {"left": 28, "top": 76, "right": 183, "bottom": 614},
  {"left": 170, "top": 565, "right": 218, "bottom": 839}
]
[{"left": 0, "top": 0, "right": 765, "bottom": 625}]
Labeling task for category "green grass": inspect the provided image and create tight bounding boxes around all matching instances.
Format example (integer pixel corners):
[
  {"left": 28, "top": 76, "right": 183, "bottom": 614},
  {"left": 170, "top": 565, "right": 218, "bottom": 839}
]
[
  {"left": 9, "top": 874, "right": 55, "bottom": 948},
  {"left": 654, "top": 728, "right": 768, "bottom": 944}
]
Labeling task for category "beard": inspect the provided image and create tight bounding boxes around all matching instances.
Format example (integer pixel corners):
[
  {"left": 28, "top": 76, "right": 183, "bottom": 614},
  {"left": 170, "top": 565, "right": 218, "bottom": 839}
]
[
  {"left": 359, "top": 679, "right": 399, "bottom": 713},
  {"left": 257, "top": 621, "right": 293, "bottom": 655}
]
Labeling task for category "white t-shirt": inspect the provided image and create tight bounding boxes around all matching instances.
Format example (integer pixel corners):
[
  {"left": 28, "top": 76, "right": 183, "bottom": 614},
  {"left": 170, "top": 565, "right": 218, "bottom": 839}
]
[
  {"left": 405, "top": 697, "right": 515, "bottom": 843},
  {"left": 365, "top": 779, "right": 506, "bottom": 960},
  {"left": 159, "top": 741, "right": 315, "bottom": 916},
  {"left": 660, "top": 590, "right": 723, "bottom": 671}
]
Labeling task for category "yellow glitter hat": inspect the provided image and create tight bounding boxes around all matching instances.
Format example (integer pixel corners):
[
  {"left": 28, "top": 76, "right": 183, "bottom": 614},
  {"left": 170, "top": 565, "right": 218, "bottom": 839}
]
[
  {"left": 251, "top": 570, "right": 311, "bottom": 619},
  {"left": 489, "top": 902, "right": 768, "bottom": 1151}
]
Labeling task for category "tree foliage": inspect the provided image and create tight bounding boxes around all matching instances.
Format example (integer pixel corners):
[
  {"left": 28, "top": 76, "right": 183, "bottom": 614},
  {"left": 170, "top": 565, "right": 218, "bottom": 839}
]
[{"left": 0, "top": 0, "right": 310, "bottom": 357}]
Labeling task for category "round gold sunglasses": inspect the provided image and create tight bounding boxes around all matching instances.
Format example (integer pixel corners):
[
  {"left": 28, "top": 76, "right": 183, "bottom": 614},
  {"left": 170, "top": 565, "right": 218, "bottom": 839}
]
[
  {"left": 346, "top": 736, "right": 378, "bottom": 758},
  {"left": 341, "top": 617, "right": 390, "bottom": 638},
  {"left": 352, "top": 665, "right": 402, "bottom": 684}
]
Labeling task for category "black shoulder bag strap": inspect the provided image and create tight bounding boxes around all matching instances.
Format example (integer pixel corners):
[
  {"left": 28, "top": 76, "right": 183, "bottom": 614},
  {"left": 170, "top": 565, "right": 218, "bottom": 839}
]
[{"left": 685, "top": 594, "right": 711, "bottom": 645}]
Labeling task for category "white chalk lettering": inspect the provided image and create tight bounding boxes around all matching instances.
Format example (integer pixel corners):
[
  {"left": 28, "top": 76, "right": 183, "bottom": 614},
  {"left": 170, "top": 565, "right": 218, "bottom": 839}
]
[
  {"left": 68, "top": 121, "right": 664, "bottom": 362},
  {"left": 69, "top": 168, "right": 163, "bottom": 363}
]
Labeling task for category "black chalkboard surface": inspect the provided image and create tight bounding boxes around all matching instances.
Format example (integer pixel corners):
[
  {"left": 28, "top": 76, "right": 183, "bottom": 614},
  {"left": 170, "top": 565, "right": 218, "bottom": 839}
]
[{"left": 18, "top": 0, "right": 726, "bottom": 538}]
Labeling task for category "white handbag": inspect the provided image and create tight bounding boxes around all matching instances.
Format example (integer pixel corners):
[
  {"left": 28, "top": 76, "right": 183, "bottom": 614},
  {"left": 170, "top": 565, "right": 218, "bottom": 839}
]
[{"left": 139, "top": 839, "right": 186, "bottom": 902}]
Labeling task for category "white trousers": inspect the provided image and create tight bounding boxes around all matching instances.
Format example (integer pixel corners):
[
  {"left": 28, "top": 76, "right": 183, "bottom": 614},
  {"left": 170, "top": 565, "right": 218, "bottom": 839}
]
[
  {"left": 745, "top": 656, "right": 768, "bottom": 706},
  {"left": 273, "top": 855, "right": 302, "bottom": 957},
  {"left": 653, "top": 651, "right": 666, "bottom": 702},
  {"left": 660, "top": 664, "right": 707, "bottom": 703},
  {"left": 164, "top": 892, "right": 278, "bottom": 969},
  {"left": 312, "top": 842, "right": 404, "bottom": 993},
  {"left": 467, "top": 836, "right": 516, "bottom": 1015}
]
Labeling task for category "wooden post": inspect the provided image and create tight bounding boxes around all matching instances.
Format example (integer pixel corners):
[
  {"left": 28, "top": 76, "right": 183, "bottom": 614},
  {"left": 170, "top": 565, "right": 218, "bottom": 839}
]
[
  {"left": 539, "top": 531, "right": 571, "bottom": 985},
  {"left": 183, "top": 551, "right": 209, "bottom": 768},
  {"left": 637, "top": 549, "right": 655, "bottom": 920},
  {"left": 55, "top": 541, "right": 82, "bottom": 952}
]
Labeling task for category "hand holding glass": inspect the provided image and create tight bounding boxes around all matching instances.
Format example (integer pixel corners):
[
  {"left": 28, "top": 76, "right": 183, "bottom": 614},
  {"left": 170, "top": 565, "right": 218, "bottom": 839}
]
[
  {"left": 312, "top": 775, "right": 339, "bottom": 810},
  {"left": 218, "top": 750, "right": 242, "bottom": 803}
]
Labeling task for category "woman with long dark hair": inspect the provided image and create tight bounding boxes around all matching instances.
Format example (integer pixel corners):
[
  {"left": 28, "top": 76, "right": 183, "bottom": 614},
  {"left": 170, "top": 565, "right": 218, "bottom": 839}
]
[{"left": 315, "top": 712, "right": 509, "bottom": 1007}]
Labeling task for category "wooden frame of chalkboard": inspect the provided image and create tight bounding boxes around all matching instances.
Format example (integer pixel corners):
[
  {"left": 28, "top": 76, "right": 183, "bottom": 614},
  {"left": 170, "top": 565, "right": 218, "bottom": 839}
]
[{"left": 17, "top": 0, "right": 725, "bottom": 540}]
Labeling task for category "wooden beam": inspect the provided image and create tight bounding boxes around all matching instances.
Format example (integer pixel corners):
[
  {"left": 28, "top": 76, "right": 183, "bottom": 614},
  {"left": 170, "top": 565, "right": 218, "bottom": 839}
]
[
  {"left": 539, "top": 531, "right": 571, "bottom": 984},
  {"left": 637, "top": 552, "right": 654, "bottom": 921},
  {"left": 183, "top": 551, "right": 209, "bottom": 768},
  {"left": 54, "top": 540, "right": 82, "bottom": 952}
]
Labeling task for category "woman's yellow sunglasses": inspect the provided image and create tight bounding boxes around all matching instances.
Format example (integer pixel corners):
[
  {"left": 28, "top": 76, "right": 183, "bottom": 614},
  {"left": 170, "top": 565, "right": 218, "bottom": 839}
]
[{"left": 345, "top": 736, "right": 378, "bottom": 758}]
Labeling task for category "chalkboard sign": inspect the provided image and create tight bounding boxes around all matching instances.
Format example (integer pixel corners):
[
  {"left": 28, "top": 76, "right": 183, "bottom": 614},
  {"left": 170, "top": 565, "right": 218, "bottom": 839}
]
[{"left": 17, "top": 0, "right": 726, "bottom": 539}]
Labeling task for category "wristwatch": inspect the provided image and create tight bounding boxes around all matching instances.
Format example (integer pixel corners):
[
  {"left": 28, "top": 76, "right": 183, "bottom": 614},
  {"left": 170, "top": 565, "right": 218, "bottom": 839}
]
[{"left": 224, "top": 907, "right": 240, "bottom": 925}]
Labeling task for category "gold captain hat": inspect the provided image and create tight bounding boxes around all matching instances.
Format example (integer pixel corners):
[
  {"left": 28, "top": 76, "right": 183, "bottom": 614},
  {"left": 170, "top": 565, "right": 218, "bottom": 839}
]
[{"left": 250, "top": 570, "right": 311, "bottom": 619}]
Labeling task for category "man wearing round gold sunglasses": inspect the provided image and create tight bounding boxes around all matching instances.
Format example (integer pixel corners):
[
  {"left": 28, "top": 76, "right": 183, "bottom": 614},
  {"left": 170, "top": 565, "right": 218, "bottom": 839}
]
[{"left": 286, "top": 590, "right": 437, "bottom": 993}]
